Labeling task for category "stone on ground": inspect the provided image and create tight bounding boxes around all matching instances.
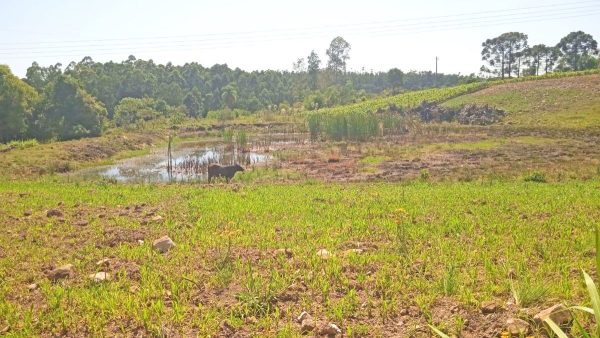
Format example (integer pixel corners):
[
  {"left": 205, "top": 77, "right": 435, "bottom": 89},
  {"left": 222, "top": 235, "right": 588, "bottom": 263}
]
[
  {"left": 317, "top": 249, "right": 331, "bottom": 259},
  {"left": 320, "top": 323, "right": 342, "bottom": 336},
  {"left": 506, "top": 318, "right": 530, "bottom": 335},
  {"left": 89, "top": 271, "right": 111, "bottom": 282},
  {"left": 152, "top": 235, "right": 175, "bottom": 253},
  {"left": 534, "top": 303, "right": 572, "bottom": 326}
]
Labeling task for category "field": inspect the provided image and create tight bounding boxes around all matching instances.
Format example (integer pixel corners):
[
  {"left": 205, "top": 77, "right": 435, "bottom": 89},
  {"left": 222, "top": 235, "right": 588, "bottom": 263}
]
[{"left": 2, "top": 73, "right": 600, "bottom": 337}]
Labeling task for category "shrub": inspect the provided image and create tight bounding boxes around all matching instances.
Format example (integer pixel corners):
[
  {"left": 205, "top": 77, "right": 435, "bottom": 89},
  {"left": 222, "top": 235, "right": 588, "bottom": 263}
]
[
  {"left": 420, "top": 169, "right": 430, "bottom": 181},
  {"left": 206, "top": 109, "right": 250, "bottom": 121},
  {"left": 113, "top": 97, "right": 167, "bottom": 126}
]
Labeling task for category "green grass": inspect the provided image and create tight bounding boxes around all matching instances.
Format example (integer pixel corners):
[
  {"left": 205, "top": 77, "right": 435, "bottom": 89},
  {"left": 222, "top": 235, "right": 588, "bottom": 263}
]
[
  {"left": 307, "top": 82, "right": 488, "bottom": 141},
  {"left": 1, "top": 178, "right": 599, "bottom": 336},
  {"left": 443, "top": 74, "right": 600, "bottom": 128}
]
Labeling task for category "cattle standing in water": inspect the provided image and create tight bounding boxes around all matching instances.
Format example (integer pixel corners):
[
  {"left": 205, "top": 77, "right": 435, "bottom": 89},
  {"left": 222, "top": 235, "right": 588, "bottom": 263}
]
[{"left": 208, "top": 164, "right": 244, "bottom": 183}]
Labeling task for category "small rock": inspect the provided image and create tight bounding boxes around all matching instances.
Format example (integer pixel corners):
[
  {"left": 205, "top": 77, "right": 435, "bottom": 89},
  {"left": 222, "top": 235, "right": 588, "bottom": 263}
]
[
  {"left": 300, "top": 317, "right": 315, "bottom": 334},
  {"left": 89, "top": 271, "right": 111, "bottom": 282},
  {"left": 320, "top": 323, "right": 342, "bottom": 336},
  {"left": 506, "top": 318, "right": 530, "bottom": 335},
  {"left": 297, "top": 311, "right": 310, "bottom": 323},
  {"left": 534, "top": 303, "right": 572, "bottom": 326},
  {"left": 23, "top": 210, "right": 32, "bottom": 216},
  {"left": 481, "top": 300, "right": 501, "bottom": 314},
  {"left": 96, "top": 258, "right": 110, "bottom": 267},
  {"left": 317, "top": 249, "right": 331, "bottom": 259},
  {"left": 137, "top": 239, "right": 145, "bottom": 245},
  {"left": 46, "top": 209, "right": 63, "bottom": 218},
  {"left": 152, "top": 236, "right": 175, "bottom": 253},
  {"left": 274, "top": 248, "right": 293, "bottom": 259},
  {"left": 47, "top": 264, "right": 73, "bottom": 280},
  {"left": 27, "top": 283, "right": 38, "bottom": 291}
]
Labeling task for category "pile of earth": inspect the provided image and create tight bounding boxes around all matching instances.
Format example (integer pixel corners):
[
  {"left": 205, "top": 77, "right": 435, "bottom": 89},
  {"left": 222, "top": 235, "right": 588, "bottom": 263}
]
[
  {"left": 410, "top": 101, "right": 456, "bottom": 123},
  {"left": 456, "top": 103, "right": 506, "bottom": 125},
  {"left": 407, "top": 101, "right": 506, "bottom": 125}
]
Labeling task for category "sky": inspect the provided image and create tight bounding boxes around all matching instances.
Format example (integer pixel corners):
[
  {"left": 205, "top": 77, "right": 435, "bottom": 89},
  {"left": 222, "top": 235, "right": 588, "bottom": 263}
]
[{"left": 1, "top": 0, "right": 599, "bottom": 78}]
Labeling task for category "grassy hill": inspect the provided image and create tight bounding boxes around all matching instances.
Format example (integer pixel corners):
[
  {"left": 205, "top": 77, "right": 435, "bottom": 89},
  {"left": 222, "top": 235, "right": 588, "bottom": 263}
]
[{"left": 443, "top": 74, "right": 600, "bottom": 128}]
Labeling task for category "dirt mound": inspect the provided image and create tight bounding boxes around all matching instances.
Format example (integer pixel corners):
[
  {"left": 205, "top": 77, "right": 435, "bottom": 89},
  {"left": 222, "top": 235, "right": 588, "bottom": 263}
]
[
  {"left": 457, "top": 104, "right": 506, "bottom": 125},
  {"left": 409, "top": 101, "right": 456, "bottom": 122},
  {"left": 407, "top": 101, "right": 505, "bottom": 125}
]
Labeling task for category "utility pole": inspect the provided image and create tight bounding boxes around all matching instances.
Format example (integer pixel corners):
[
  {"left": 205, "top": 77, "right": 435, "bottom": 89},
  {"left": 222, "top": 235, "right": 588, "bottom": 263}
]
[{"left": 435, "top": 56, "right": 439, "bottom": 87}]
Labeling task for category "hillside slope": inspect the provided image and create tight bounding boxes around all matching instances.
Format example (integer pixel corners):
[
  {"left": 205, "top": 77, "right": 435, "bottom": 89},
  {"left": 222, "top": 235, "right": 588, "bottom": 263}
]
[{"left": 443, "top": 74, "right": 600, "bottom": 128}]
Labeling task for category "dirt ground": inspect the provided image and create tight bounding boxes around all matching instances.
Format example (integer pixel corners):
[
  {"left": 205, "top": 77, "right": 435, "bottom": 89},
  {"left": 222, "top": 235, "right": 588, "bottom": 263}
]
[{"left": 272, "top": 126, "right": 600, "bottom": 182}]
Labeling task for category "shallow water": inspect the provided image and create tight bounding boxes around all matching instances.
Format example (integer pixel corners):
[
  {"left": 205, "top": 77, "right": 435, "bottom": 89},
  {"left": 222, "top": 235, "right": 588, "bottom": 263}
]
[
  {"left": 77, "top": 133, "right": 306, "bottom": 183},
  {"left": 79, "top": 142, "right": 272, "bottom": 183}
]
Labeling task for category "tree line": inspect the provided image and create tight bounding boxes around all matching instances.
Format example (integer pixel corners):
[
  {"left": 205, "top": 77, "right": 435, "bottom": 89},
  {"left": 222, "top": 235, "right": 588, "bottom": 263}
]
[
  {"left": 2, "top": 32, "right": 598, "bottom": 144},
  {"left": 481, "top": 30, "right": 598, "bottom": 78},
  {"left": 0, "top": 36, "right": 472, "bottom": 143}
]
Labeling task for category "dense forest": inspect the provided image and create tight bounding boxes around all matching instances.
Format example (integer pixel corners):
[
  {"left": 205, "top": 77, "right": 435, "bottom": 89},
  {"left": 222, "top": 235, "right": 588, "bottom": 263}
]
[{"left": 1, "top": 32, "right": 598, "bottom": 143}]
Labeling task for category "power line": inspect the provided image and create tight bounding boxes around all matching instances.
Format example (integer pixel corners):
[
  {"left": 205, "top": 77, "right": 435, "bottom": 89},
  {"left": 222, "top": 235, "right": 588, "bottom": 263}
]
[
  {"left": 2, "top": 3, "right": 599, "bottom": 53},
  {"left": 0, "top": 0, "right": 597, "bottom": 50},
  {"left": 0, "top": 6, "right": 597, "bottom": 58}
]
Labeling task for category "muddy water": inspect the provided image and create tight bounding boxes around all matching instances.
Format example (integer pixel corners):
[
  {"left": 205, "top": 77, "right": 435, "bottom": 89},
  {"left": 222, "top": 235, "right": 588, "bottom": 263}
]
[{"left": 78, "top": 134, "right": 306, "bottom": 183}]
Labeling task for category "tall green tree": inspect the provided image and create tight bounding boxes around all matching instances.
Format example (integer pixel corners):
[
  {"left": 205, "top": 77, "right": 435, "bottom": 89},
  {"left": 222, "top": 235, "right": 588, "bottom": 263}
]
[
  {"left": 36, "top": 75, "right": 107, "bottom": 140},
  {"left": 307, "top": 50, "right": 321, "bottom": 90},
  {"left": 481, "top": 32, "right": 528, "bottom": 78},
  {"left": 556, "top": 31, "right": 599, "bottom": 71},
  {"left": 0, "top": 65, "right": 39, "bottom": 142},
  {"left": 387, "top": 68, "right": 404, "bottom": 92},
  {"left": 524, "top": 44, "right": 561, "bottom": 75},
  {"left": 183, "top": 88, "right": 204, "bottom": 118},
  {"left": 25, "top": 62, "right": 63, "bottom": 92},
  {"left": 326, "top": 37, "right": 351, "bottom": 75},
  {"left": 221, "top": 83, "right": 238, "bottom": 109}
]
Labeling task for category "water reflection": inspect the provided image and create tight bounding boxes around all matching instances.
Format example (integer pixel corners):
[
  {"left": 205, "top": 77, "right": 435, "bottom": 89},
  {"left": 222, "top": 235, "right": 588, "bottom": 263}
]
[{"left": 77, "top": 133, "right": 307, "bottom": 183}]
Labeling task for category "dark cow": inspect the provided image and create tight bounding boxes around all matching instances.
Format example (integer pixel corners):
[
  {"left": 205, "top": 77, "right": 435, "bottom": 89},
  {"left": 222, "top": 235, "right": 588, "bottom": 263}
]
[{"left": 208, "top": 164, "right": 244, "bottom": 183}]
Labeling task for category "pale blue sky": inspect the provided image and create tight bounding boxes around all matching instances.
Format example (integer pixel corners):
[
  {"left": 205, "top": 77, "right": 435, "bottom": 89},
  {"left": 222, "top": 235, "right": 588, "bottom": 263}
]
[{"left": 1, "top": 0, "right": 599, "bottom": 77}]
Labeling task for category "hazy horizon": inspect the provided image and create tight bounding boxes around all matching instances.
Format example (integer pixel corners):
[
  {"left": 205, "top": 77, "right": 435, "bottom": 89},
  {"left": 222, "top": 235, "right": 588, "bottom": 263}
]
[{"left": 1, "top": 0, "right": 599, "bottom": 78}]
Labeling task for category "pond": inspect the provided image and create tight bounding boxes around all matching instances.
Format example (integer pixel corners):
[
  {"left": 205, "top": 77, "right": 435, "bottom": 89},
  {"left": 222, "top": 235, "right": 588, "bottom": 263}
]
[{"left": 77, "top": 134, "right": 306, "bottom": 183}]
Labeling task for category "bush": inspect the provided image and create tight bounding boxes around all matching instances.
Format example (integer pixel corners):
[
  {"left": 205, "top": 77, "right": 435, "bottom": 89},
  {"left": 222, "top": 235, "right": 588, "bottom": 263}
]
[
  {"left": 206, "top": 109, "right": 250, "bottom": 121},
  {"left": 113, "top": 97, "right": 168, "bottom": 126},
  {"left": 0, "top": 139, "right": 39, "bottom": 152}
]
